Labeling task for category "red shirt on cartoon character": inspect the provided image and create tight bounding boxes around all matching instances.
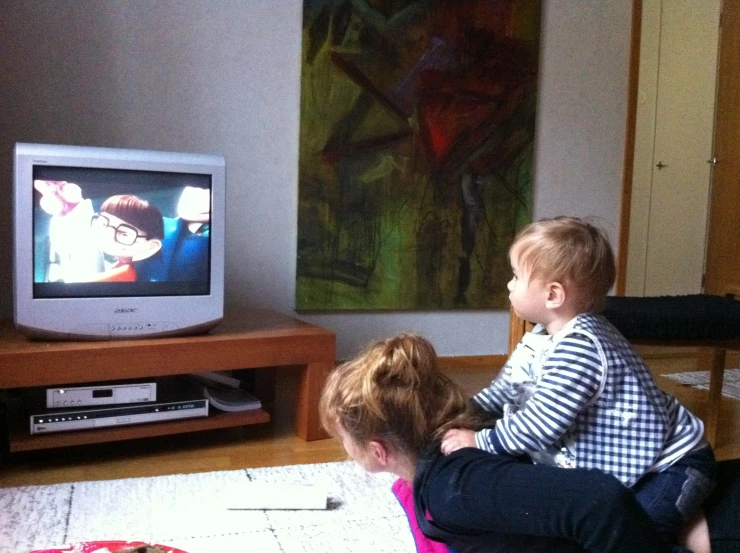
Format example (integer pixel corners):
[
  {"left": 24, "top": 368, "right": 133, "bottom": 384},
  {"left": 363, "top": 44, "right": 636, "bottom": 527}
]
[{"left": 90, "top": 195, "right": 164, "bottom": 282}]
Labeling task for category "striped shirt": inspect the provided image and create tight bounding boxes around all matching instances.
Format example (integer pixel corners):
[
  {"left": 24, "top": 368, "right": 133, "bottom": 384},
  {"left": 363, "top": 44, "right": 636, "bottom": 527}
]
[{"left": 473, "top": 313, "right": 705, "bottom": 486}]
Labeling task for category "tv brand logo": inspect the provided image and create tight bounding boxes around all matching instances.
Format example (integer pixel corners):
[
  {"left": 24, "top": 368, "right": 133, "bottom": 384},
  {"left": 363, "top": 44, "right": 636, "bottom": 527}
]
[{"left": 114, "top": 308, "right": 138, "bottom": 313}]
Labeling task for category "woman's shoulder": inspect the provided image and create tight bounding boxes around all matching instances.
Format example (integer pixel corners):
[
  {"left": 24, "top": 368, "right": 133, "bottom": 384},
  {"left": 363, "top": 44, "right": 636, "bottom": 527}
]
[
  {"left": 413, "top": 447, "right": 520, "bottom": 543},
  {"left": 416, "top": 446, "right": 522, "bottom": 496}
]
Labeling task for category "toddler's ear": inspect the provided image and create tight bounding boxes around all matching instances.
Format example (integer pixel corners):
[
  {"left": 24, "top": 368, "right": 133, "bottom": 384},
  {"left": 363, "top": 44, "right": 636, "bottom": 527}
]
[{"left": 545, "top": 282, "right": 566, "bottom": 309}]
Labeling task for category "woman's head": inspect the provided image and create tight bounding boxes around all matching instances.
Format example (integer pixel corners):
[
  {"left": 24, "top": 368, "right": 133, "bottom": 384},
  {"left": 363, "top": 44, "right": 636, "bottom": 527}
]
[{"left": 320, "top": 333, "right": 479, "bottom": 467}]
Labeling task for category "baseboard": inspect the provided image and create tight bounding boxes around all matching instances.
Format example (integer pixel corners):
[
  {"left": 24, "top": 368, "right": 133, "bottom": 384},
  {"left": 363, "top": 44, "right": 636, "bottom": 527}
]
[
  {"left": 333, "top": 354, "right": 508, "bottom": 371},
  {"left": 438, "top": 354, "right": 507, "bottom": 371},
  {"left": 438, "top": 349, "right": 707, "bottom": 367},
  {"left": 635, "top": 345, "right": 702, "bottom": 360},
  {"left": 413, "top": 350, "right": 699, "bottom": 368}
]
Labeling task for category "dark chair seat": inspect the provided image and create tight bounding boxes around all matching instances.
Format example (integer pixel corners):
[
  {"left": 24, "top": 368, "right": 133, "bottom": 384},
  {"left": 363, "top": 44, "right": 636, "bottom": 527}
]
[{"left": 603, "top": 294, "right": 740, "bottom": 342}]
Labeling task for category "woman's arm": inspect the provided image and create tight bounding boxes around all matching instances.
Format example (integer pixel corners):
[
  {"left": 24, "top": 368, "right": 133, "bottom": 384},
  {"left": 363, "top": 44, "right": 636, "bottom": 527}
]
[{"left": 416, "top": 448, "right": 673, "bottom": 553}]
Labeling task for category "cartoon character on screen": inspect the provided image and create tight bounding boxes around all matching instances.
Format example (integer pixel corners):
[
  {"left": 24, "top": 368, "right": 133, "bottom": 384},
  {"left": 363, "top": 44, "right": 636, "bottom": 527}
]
[
  {"left": 34, "top": 180, "right": 103, "bottom": 283},
  {"left": 177, "top": 185, "right": 210, "bottom": 237},
  {"left": 135, "top": 186, "right": 210, "bottom": 282},
  {"left": 90, "top": 194, "right": 164, "bottom": 282}
]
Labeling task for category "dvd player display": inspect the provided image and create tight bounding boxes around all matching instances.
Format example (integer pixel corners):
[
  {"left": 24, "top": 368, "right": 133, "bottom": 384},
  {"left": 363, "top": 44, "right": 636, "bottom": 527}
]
[
  {"left": 46, "top": 381, "right": 157, "bottom": 408},
  {"left": 30, "top": 398, "right": 209, "bottom": 434}
]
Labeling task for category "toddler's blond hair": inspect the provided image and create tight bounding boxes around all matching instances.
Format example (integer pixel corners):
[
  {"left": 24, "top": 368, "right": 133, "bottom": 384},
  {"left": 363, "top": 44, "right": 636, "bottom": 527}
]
[{"left": 511, "top": 216, "right": 616, "bottom": 312}]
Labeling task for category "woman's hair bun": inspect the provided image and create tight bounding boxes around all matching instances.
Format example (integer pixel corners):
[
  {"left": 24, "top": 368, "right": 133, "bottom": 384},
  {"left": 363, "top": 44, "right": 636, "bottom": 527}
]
[{"left": 369, "top": 332, "right": 436, "bottom": 390}]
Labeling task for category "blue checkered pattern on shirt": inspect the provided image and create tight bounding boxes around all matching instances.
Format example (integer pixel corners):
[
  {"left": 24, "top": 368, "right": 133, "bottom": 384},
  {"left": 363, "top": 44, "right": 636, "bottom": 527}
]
[{"left": 473, "top": 313, "right": 705, "bottom": 486}]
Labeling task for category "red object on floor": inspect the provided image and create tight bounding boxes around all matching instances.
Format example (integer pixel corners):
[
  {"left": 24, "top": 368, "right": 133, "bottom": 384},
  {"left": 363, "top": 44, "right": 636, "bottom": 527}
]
[{"left": 31, "top": 541, "right": 187, "bottom": 553}]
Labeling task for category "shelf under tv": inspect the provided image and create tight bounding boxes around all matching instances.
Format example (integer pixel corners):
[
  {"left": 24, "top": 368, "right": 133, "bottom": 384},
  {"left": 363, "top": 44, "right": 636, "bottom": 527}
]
[
  {"left": 0, "top": 309, "right": 336, "bottom": 455},
  {"left": 9, "top": 408, "right": 271, "bottom": 452}
]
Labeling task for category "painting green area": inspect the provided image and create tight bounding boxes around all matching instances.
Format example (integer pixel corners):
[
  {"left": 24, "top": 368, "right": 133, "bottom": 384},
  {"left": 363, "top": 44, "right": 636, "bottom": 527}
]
[{"left": 297, "top": 0, "right": 541, "bottom": 310}]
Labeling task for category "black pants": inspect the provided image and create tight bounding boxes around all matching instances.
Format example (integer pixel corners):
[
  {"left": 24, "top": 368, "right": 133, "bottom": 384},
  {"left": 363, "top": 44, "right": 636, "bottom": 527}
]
[
  {"left": 418, "top": 448, "right": 678, "bottom": 553},
  {"left": 706, "top": 459, "right": 740, "bottom": 553}
]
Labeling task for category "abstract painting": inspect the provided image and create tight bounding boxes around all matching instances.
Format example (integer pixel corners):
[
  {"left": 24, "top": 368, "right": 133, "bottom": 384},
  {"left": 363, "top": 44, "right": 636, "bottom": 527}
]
[{"left": 297, "top": 0, "right": 541, "bottom": 310}]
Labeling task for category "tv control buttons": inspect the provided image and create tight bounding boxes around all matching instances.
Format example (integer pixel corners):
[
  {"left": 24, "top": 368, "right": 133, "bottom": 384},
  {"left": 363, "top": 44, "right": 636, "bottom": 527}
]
[{"left": 109, "top": 322, "right": 177, "bottom": 334}]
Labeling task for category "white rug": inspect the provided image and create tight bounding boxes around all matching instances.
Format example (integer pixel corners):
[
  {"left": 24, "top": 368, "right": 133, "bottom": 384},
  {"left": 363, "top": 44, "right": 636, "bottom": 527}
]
[
  {"left": 0, "top": 461, "right": 417, "bottom": 553},
  {"left": 662, "top": 368, "right": 740, "bottom": 401}
]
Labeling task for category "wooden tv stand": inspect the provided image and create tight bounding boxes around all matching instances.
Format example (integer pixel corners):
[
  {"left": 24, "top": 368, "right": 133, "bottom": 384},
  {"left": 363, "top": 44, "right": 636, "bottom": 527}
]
[{"left": 0, "top": 310, "right": 335, "bottom": 452}]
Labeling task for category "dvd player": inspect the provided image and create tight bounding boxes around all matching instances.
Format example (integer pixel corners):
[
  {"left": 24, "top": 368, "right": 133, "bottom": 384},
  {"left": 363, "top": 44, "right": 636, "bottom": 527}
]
[
  {"left": 46, "top": 380, "right": 157, "bottom": 408},
  {"left": 30, "top": 398, "right": 208, "bottom": 434},
  {"left": 27, "top": 376, "right": 208, "bottom": 435}
]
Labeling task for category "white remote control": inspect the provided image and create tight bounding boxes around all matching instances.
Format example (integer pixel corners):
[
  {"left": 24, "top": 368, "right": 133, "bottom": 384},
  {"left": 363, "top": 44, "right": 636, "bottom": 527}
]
[{"left": 227, "top": 482, "right": 328, "bottom": 510}]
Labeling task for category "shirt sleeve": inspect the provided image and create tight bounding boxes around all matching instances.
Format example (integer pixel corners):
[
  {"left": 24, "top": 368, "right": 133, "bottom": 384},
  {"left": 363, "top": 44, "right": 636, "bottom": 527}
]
[
  {"left": 471, "top": 372, "right": 517, "bottom": 418},
  {"left": 480, "top": 331, "right": 604, "bottom": 455},
  {"left": 471, "top": 331, "right": 549, "bottom": 418}
]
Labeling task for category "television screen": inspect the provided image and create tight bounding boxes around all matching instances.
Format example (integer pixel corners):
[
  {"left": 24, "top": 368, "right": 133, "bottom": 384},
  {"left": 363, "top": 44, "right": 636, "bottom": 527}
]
[
  {"left": 14, "top": 143, "right": 225, "bottom": 340},
  {"left": 33, "top": 166, "right": 212, "bottom": 298}
]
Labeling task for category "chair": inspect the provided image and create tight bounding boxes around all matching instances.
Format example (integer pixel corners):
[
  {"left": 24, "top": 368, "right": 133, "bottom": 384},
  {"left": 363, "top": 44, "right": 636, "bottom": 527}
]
[{"left": 508, "top": 287, "right": 740, "bottom": 447}]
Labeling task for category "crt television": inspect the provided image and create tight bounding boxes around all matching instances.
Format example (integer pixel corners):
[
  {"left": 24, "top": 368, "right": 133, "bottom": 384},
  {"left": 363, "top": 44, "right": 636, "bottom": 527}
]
[{"left": 13, "top": 142, "right": 225, "bottom": 340}]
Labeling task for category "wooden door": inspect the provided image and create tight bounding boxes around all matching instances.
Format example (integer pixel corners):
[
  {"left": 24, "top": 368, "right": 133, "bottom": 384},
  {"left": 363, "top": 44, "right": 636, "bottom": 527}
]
[
  {"left": 625, "top": 0, "right": 721, "bottom": 296},
  {"left": 705, "top": 0, "right": 740, "bottom": 295}
]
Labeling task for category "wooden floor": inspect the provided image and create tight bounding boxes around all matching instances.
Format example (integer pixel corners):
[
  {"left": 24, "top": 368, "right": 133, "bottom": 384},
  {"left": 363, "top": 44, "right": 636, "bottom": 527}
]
[{"left": 0, "top": 349, "right": 738, "bottom": 488}]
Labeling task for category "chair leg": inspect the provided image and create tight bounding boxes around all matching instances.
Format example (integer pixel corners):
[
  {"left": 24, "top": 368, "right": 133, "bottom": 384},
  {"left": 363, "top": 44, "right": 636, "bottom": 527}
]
[{"left": 705, "top": 347, "right": 727, "bottom": 448}]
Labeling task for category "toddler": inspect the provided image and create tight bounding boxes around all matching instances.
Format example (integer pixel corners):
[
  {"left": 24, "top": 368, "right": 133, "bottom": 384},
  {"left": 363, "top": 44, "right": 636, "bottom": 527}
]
[{"left": 442, "top": 216, "right": 716, "bottom": 551}]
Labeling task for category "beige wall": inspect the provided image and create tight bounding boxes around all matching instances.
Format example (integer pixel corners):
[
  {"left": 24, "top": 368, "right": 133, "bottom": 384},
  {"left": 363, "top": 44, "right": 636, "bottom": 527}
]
[{"left": 0, "top": 1, "right": 633, "bottom": 357}]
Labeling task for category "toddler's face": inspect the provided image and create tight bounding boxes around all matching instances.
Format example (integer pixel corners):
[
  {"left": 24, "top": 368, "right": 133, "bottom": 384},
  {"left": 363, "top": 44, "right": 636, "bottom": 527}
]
[{"left": 507, "top": 250, "right": 549, "bottom": 325}]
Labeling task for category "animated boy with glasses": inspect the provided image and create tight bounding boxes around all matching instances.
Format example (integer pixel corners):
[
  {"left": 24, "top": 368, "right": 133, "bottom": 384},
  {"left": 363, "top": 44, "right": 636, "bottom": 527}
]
[{"left": 90, "top": 194, "right": 164, "bottom": 282}]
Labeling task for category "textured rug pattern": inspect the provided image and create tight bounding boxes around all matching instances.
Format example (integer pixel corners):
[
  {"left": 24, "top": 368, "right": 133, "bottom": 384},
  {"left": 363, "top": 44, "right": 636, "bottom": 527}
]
[
  {"left": 662, "top": 368, "right": 740, "bottom": 401},
  {"left": 0, "top": 461, "right": 416, "bottom": 553}
]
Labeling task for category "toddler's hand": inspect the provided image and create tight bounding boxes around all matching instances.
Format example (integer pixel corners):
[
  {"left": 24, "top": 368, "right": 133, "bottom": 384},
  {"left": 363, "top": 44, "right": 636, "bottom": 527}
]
[{"left": 440, "top": 428, "right": 477, "bottom": 455}]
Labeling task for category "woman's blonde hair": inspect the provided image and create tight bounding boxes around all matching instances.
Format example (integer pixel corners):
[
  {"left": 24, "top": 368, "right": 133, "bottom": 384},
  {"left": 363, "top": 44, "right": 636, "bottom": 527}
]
[
  {"left": 511, "top": 216, "right": 616, "bottom": 312},
  {"left": 319, "top": 333, "right": 480, "bottom": 456}
]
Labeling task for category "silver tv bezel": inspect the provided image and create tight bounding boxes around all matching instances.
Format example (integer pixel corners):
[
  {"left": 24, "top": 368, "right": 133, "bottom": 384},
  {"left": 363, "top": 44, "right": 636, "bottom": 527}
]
[{"left": 13, "top": 142, "right": 225, "bottom": 340}]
